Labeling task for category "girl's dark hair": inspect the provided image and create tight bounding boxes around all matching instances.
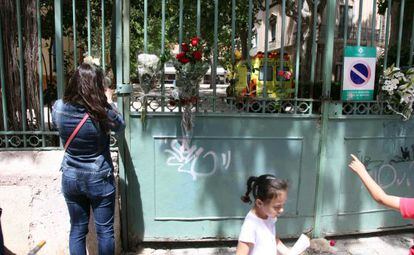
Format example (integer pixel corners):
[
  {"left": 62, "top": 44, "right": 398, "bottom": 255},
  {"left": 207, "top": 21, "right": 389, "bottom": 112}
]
[
  {"left": 64, "top": 63, "right": 110, "bottom": 133},
  {"left": 241, "top": 174, "right": 288, "bottom": 204}
]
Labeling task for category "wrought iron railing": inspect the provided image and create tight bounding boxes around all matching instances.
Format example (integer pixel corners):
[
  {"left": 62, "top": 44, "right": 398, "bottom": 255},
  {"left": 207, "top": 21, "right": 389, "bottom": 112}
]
[{"left": 131, "top": 95, "right": 319, "bottom": 116}]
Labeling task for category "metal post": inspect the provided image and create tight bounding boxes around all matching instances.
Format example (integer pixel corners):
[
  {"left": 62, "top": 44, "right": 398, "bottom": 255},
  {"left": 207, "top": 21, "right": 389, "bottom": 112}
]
[
  {"left": 409, "top": 13, "right": 414, "bottom": 67},
  {"left": 310, "top": 0, "right": 318, "bottom": 85},
  {"left": 17, "top": 0, "right": 27, "bottom": 147},
  {"left": 396, "top": 0, "right": 405, "bottom": 68},
  {"left": 314, "top": 0, "right": 336, "bottom": 238},
  {"left": 123, "top": 0, "right": 130, "bottom": 83},
  {"left": 73, "top": 0, "right": 78, "bottom": 67},
  {"left": 341, "top": 0, "right": 349, "bottom": 99},
  {"left": 115, "top": 0, "right": 128, "bottom": 250},
  {"left": 179, "top": 0, "right": 183, "bottom": 50},
  {"left": 231, "top": 0, "right": 236, "bottom": 65},
  {"left": 383, "top": 0, "right": 391, "bottom": 70},
  {"left": 356, "top": 0, "right": 363, "bottom": 46},
  {"left": 144, "top": 0, "right": 148, "bottom": 53},
  {"left": 247, "top": 0, "right": 253, "bottom": 76},
  {"left": 294, "top": 0, "right": 302, "bottom": 99},
  {"left": 37, "top": 0, "right": 45, "bottom": 147},
  {"left": 263, "top": 0, "right": 269, "bottom": 98},
  {"left": 212, "top": 0, "right": 218, "bottom": 102},
  {"left": 54, "top": 0, "right": 64, "bottom": 99},
  {"left": 161, "top": 0, "right": 166, "bottom": 111},
  {"left": 0, "top": 18, "right": 8, "bottom": 147},
  {"left": 370, "top": 0, "right": 376, "bottom": 46},
  {"left": 280, "top": 0, "right": 286, "bottom": 89},
  {"left": 87, "top": 0, "right": 91, "bottom": 55},
  {"left": 102, "top": 0, "right": 106, "bottom": 72}
]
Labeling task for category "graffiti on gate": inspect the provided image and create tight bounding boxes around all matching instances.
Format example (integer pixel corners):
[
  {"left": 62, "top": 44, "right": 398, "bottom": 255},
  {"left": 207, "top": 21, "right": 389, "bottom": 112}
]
[
  {"left": 356, "top": 145, "right": 414, "bottom": 189},
  {"left": 164, "top": 139, "right": 232, "bottom": 181}
]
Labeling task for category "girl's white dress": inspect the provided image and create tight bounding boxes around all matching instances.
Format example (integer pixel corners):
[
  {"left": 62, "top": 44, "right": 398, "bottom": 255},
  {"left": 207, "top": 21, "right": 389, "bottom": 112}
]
[{"left": 238, "top": 210, "right": 278, "bottom": 255}]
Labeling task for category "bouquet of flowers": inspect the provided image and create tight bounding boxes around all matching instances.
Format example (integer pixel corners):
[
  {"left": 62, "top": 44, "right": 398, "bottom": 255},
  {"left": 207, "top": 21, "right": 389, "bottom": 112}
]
[
  {"left": 172, "top": 36, "right": 210, "bottom": 139},
  {"left": 137, "top": 53, "right": 164, "bottom": 123},
  {"left": 380, "top": 65, "right": 414, "bottom": 120}
]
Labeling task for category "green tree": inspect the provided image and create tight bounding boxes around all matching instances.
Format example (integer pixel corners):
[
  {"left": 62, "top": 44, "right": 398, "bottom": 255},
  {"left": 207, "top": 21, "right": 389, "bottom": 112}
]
[{"left": 128, "top": 0, "right": 261, "bottom": 78}]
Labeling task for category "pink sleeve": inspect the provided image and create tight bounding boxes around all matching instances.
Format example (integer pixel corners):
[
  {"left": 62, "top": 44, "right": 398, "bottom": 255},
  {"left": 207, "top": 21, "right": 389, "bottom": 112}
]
[{"left": 399, "top": 198, "right": 414, "bottom": 219}]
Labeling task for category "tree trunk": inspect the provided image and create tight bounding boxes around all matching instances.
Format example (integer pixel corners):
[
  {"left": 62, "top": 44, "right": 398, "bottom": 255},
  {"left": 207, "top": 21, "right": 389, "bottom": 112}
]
[
  {"left": 0, "top": 0, "right": 40, "bottom": 131},
  {"left": 23, "top": 0, "right": 40, "bottom": 130},
  {"left": 239, "top": 29, "right": 248, "bottom": 61},
  {"left": 389, "top": 1, "right": 400, "bottom": 48},
  {"left": 0, "top": 0, "right": 21, "bottom": 131}
]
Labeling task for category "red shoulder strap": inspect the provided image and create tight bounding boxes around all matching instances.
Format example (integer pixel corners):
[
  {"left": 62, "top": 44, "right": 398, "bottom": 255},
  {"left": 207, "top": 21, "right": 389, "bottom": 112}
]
[{"left": 64, "top": 113, "right": 89, "bottom": 151}]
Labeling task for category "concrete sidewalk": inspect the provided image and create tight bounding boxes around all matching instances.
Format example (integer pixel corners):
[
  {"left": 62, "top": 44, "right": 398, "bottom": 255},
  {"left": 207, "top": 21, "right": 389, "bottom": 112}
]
[{"left": 126, "top": 230, "right": 414, "bottom": 255}]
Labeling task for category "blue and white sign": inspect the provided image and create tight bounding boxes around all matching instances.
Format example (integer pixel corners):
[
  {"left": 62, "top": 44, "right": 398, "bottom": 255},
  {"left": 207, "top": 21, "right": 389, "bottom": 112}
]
[{"left": 342, "top": 46, "right": 377, "bottom": 101}]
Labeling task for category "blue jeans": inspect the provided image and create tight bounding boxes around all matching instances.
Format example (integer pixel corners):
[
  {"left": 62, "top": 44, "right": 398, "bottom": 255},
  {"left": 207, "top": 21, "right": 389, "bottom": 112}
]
[{"left": 62, "top": 171, "right": 115, "bottom": 255}]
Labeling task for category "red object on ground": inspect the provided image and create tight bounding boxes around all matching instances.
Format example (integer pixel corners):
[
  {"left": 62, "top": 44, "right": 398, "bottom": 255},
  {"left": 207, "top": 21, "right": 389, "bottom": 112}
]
[{"left": 329, "top": 240, "right": 336, "bottom": 246}]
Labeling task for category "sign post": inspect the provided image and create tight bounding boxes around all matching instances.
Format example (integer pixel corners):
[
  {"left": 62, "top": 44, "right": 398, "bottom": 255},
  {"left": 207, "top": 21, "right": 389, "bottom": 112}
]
[{"left": 342, "top": 46, "right": 376, "bottom": 101}]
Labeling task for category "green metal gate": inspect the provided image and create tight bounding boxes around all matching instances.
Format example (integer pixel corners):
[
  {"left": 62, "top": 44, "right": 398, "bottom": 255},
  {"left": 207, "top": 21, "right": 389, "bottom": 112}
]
[{"left": 1, "top": 0, "right": 414, "bottom": 250}]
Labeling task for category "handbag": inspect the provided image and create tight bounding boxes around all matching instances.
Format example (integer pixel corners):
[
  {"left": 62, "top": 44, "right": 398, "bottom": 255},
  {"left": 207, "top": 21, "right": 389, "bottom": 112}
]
[{"left": 64, "top": 113, "right": 89, "bottom": 150}]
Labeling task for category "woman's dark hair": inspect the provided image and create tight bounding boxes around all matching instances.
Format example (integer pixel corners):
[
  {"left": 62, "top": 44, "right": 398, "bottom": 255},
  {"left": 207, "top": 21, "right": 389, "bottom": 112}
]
[
  {"left": 241, "top": 174, "right": 288, "bottom": 204},
  {"left": 64, "top": 63, "right": 110, "bottom": 133}
]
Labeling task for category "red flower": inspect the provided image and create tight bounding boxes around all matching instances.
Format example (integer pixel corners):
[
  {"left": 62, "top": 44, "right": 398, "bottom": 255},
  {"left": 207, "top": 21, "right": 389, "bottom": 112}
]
[
  {"left": 192, "top": 51, "right": 202, "bottom": 60},
  {"left": 284, "top": 71, "right": 292, "bottom": 80},
  {"left": 190, "top": 37, "right": 200, "bottom": 47},
  {"left": 179, "top": 57, "right": 190, "bottom": 64},
  {"left": 277, "top": 70, "right": 285, "bottom": 77},
  {"left": 181, "top": 43, "right": 189, "bottom": 52},
  {"left": 176, "top": 52, "right": 186, "bottom": 60}
]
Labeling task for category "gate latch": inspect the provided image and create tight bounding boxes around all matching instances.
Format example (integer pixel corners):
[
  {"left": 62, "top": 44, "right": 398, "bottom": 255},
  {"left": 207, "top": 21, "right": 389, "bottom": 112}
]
[{"left": 116, "top": 84, "right": 133, "bottom": 94}]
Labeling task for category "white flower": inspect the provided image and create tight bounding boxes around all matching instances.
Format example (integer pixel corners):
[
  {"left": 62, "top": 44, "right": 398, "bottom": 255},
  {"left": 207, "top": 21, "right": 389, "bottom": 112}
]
[
  {"left": 394, "top": 72, "right": 404, "bottom": 79},
  {"left": 400, "top": 94, "right": 413, "bottom": 105},
  {"left": 84, "top": 56, "right": 100, "bottom": 66},
  {"left": 138, "top": 54, "right": 159, "bottom": 69},
  {"left": 384, "top": 66, "right": 399, "bottom": 77},
  {"left": 406, "top": 87, "right": 414, "bottom": 94},
  {"left": 391, "top": 78, "right": 399, "bottom": 86},
  {"left": 383, "top": 79, "right": 392, "bottom": 86}
]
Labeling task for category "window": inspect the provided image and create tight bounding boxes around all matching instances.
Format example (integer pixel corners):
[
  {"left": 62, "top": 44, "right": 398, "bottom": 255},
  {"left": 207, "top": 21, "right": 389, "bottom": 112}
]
[
  {"left": 269, "top": 16, "right": 277, "bottom": 42},
  {"left": 252, "top": 31, "right": 257, "bottom": 49},
  {"left": 259, "top": 65, "right": 273, "bottom": 81}
]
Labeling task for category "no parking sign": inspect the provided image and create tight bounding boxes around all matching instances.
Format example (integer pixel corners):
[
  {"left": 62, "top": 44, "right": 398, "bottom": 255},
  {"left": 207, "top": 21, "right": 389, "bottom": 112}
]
[{"left": 342, "top": 46, "right": 376, "bottom": 101}]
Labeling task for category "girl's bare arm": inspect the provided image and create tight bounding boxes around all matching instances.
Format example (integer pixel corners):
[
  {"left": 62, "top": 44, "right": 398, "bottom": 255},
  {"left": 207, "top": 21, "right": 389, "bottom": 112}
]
[
  {"left": 236, "top": 241, "right": 253, "bottom": 255},
  {"left": 276, "top": 237, "right": 291, "bottom": 255},
  {"left": 348, "top": 154, "right": 400, "bottom": 211}
]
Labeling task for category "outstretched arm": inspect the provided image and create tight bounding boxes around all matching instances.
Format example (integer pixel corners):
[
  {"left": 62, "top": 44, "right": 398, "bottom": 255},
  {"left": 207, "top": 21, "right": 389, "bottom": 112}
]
[
  {"left": 348, "top": 154, "right": 400, "bottom": 211},
  {"left": 276, "top": 237, "right": 291, "bottom": 255},
  {"left": 236, "top": 241, "right": 253, "bottom": 255}
]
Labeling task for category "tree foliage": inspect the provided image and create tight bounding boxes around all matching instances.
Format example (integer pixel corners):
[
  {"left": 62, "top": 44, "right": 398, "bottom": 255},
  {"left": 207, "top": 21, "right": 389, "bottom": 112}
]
[{"left": 128, "top": 0, "right": 261, "bottom": 78}]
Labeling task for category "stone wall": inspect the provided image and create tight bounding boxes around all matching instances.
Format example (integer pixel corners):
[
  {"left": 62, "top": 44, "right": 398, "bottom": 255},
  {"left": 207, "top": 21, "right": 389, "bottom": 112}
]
[{"left": 0, "top": 151, "right": 122, "bottom": 255}]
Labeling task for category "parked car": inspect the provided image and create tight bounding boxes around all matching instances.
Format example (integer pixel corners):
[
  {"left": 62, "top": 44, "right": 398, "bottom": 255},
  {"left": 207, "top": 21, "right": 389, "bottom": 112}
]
[
  {"left": 163, "top": 61, "right": 228, "bottom": 85},
  {"left": 203, "top": 65, "right": 228, "bottom": 84}
]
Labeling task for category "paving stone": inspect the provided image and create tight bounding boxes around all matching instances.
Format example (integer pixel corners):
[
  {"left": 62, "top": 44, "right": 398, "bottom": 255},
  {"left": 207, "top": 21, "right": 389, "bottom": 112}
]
[{"left": 0, "top": 185, "right": 32, "bottom": 254}]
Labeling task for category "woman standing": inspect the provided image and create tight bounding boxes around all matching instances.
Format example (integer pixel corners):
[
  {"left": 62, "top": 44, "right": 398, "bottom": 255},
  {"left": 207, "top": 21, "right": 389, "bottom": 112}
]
[{"left": 52, "top": 62, "right": 125, "bottom": 255}]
